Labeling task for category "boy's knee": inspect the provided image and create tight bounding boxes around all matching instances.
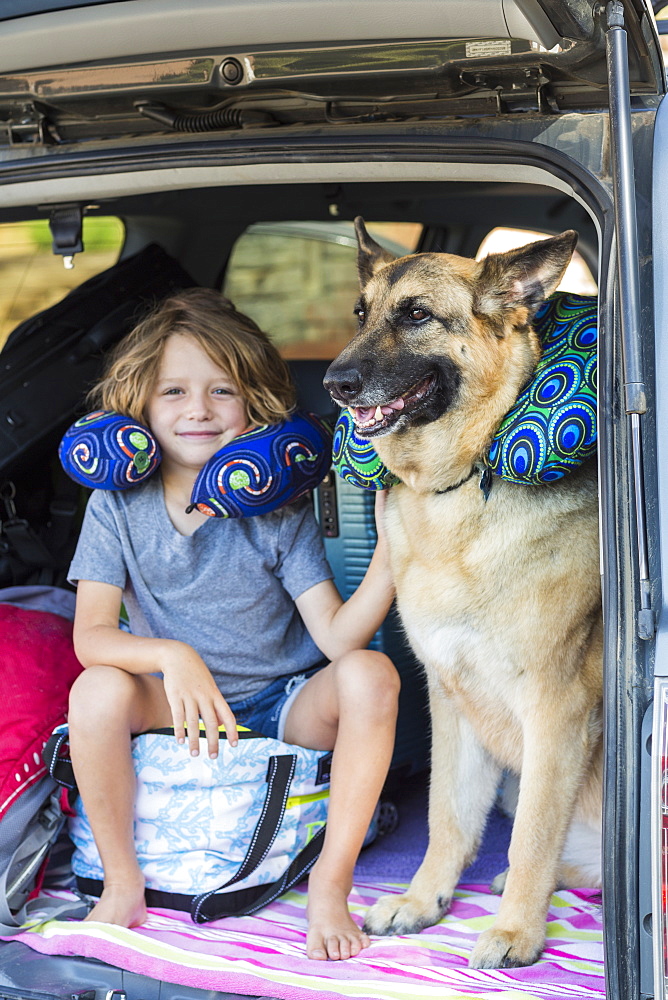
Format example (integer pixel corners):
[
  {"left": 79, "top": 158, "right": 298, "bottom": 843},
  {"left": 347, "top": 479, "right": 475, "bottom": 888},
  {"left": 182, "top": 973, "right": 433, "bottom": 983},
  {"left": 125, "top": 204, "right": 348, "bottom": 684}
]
[
  {"left": 335, "top": 650, "right": 401, "bottom": 711},
  {"left": 69, "top": 664, "right": 135, "bottom": 722}
]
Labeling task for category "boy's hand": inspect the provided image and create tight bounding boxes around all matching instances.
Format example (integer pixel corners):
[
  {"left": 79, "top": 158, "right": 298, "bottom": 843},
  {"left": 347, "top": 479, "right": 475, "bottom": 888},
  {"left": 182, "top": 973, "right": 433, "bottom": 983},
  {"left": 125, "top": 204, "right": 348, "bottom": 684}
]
[{"left": 161, "top": 642, "right": 237, "bottom": 756}]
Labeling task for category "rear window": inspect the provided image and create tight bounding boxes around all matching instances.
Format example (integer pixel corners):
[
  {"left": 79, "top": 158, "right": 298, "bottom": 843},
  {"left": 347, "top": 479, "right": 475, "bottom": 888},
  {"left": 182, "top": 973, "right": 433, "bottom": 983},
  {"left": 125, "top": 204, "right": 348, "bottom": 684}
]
[
  {"left": 476, "top": 227, "right": 598, "bottom": 294},
  {"left": 223, "top": 221, "right": 422, "bottom": 359},
  {"left": 0, "top": 216, "right": 124, "bottom": 351}
]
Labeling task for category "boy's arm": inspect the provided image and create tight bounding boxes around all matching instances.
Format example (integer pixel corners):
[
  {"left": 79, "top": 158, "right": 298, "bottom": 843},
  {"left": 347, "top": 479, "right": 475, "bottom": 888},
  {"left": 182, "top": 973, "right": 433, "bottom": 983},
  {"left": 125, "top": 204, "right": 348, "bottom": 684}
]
[
  {"left": 74, "top": 579, "right": 174, "bottom": 674},
  {"left": 73, "top": 579, "right": 238, "bottom": 753},
  {"left": 295, "top": 492, "right": 395, "bottom": 660}
]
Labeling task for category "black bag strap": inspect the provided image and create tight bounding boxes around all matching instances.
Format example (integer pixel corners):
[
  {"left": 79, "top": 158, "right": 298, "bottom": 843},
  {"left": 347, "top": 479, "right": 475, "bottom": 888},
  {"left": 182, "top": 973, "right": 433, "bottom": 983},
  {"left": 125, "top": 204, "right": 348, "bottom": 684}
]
[
  {"left": 1, "top": 520, "right": 55, "bottom": 570},
  {"left": 44, "top": 727, "right": 77, "bottom": 791},
  {"left": 0, "top": 482, "right": 55, "bottom": 571},
  {"left": 190, "top": 824, "right": 326, "bottom": 922},
  {"left": 45, "top": 470, "right": 80, "bottom": 563},
  {"left": 191, "top": 753, "right": 296, "bottom": 922},
  {"left": 222, "top": 754, "right": 295, "bottom": 887}
]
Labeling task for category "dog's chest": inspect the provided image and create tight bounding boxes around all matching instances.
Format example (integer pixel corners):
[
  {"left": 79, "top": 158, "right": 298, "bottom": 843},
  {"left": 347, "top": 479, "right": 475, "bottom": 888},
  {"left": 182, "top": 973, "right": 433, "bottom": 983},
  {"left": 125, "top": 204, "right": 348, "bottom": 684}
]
[
  {"left": 387, "top": 482, "right": 525, "bottom": 629},
  {"left": 384, "top": 476, "right": 599, "bottom": 699}
]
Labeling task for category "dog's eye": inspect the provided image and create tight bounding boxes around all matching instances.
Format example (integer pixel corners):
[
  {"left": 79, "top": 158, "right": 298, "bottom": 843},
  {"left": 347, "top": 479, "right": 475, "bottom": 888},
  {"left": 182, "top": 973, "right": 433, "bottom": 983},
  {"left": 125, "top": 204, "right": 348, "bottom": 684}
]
[
  {"left": 354, "top": 308, "right": 366, "bottom": 324},
  {"left": 409, "top": 308, "right": 431, "bottom": 323}
]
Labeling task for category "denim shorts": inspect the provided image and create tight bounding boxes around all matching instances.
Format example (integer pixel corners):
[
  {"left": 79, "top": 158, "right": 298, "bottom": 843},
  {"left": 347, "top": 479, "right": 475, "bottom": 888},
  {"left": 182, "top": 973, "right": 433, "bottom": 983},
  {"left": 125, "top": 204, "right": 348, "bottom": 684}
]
[{"left": 227, "top": 665, "right": 324, "bottom": 741}]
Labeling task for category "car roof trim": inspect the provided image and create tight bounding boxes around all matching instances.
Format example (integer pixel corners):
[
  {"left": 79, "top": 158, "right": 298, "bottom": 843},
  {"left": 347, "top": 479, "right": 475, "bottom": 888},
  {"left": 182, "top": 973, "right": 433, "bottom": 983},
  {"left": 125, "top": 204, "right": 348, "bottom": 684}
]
[{"left": 0, "top": 159, "right": 591, "bottom": 215}]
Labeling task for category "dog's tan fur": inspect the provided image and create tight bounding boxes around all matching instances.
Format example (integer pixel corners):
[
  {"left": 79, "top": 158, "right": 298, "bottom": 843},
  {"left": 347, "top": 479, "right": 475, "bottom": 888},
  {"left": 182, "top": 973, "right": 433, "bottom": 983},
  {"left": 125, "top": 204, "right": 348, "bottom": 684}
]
[{"left": 324, "top": 219, "right": 602, "bottom": 970}]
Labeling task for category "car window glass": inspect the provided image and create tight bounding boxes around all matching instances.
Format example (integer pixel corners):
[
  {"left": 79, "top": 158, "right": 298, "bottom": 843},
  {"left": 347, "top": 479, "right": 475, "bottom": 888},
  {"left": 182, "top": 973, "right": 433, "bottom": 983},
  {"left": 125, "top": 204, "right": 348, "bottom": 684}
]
[
  {"left": 222, "top": 221, "right": 422, "bottom": 359},
  {"left": 476, "top": 227, "right": 598, "bottom": 295},
  {"left": 0, "top": 216, "right": 124, "bottom": 352}
]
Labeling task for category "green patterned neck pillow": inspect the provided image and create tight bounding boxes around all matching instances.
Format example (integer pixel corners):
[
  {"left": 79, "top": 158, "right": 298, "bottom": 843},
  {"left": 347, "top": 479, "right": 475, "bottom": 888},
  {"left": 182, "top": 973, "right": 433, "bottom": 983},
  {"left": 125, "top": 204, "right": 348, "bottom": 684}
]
[{"left": 332, "top": 292, "right": 597, "bottom": 490}]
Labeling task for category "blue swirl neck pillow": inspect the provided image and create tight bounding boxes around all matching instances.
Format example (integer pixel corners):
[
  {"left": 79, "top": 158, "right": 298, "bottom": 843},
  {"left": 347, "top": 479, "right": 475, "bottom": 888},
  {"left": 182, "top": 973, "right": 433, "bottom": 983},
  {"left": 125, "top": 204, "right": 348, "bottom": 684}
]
[
  {"left": 58, "top": 411, "right": 162, "bottom": 489},
  {"left": 59, "top": 409, "right": 333, "bottom": 518},
  {"left": 188, "top": 412, "right": 332, "bottom": 518},
  {"left": 332, "top": 292, "right": 597, "bottom": 490}
]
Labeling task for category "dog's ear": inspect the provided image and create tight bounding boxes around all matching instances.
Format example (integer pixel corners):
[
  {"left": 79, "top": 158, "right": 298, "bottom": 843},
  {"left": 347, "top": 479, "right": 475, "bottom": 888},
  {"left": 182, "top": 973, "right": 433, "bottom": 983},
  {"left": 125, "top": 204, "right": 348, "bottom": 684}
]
[
  {"left": 354, "top": 216, "right": 397, "bottom": 287},
  {"left": 473, "top": 230, "right": 579, "bottom": 323}
]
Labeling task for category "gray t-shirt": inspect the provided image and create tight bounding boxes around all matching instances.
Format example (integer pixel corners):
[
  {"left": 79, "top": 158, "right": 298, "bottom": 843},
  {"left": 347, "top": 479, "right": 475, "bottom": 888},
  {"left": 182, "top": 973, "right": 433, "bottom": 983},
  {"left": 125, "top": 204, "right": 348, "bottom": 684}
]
[{"left": 68, "top": 478, "right": 334, "bottom": 701}]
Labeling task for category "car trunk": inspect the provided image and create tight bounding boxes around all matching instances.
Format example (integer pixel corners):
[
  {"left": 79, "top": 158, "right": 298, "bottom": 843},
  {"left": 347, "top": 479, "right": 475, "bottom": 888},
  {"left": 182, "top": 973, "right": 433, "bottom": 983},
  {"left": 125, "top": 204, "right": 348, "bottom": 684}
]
[{"left": 0, "top": 2, "right": 664, "bottom": 998}]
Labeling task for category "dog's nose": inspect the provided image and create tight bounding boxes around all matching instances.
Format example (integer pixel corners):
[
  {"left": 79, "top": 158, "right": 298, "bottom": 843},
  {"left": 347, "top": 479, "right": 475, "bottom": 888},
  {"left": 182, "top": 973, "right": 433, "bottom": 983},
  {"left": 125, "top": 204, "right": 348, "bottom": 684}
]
[{"left": 323, "top": 364, "right": 364, "bottom": 403}]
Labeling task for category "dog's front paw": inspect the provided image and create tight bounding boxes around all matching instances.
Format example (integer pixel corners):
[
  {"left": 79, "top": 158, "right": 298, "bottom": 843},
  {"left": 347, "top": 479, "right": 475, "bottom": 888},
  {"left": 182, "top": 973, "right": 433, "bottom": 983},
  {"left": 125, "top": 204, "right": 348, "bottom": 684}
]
[
  {"left": 364, "top": 891, "right": 449, "bottom": 936},
  {"left": 468, "top": 926, "right": 544, "bottom": 969}
]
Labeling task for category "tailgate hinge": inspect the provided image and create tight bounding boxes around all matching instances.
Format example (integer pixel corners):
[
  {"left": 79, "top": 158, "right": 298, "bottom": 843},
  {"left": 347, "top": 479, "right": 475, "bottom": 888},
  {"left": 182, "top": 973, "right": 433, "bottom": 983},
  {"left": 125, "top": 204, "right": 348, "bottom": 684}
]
[{"left": 2, "top": 103, "right": 55, "bottom": 144}]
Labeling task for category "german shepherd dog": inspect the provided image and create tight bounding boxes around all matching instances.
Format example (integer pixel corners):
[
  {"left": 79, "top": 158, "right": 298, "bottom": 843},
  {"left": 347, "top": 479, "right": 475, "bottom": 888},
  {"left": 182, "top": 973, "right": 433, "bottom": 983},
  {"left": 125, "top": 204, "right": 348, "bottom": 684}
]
[{"left": 324, "top": 219, "right": 602, "bottom": 969}]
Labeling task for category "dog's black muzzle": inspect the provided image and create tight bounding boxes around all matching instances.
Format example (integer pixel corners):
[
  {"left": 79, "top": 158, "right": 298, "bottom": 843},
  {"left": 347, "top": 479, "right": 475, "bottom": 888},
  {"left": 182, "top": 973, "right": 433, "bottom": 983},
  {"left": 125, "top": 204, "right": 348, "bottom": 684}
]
[{"left": 323, "top": 359, "right": 367, "bottom": 405}]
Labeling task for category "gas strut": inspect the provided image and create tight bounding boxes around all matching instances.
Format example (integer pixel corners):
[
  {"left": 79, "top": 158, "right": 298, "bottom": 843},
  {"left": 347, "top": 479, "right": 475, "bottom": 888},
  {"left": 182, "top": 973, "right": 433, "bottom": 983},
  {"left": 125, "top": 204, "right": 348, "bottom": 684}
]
[{"left": 605, "top": 0, "right": 654, "bottom": 640}]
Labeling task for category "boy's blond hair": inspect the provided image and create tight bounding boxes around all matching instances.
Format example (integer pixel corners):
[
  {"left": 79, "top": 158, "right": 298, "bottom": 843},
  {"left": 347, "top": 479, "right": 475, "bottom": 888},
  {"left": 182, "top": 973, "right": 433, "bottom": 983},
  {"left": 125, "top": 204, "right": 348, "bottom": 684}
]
[{"left": 87, "top": 288, "right": 297, "bottom": 425}]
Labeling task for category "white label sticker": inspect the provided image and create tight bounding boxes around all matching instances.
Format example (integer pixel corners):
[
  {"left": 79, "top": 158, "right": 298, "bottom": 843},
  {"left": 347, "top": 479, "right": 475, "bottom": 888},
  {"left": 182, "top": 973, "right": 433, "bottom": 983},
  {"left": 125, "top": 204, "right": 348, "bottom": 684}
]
[{"left": 465, "top": 40, "right": 513, "bottom": 59}]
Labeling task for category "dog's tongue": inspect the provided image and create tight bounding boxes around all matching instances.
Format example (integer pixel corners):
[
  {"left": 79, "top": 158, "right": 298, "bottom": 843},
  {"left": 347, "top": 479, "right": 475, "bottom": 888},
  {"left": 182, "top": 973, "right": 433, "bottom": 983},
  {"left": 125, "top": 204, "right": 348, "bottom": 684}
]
[
  {"left": 352, "top": 398, "right": 405, "bottom": 425},
  {"left": 381, "top": 398, "right": 406, "bottom": 415}
]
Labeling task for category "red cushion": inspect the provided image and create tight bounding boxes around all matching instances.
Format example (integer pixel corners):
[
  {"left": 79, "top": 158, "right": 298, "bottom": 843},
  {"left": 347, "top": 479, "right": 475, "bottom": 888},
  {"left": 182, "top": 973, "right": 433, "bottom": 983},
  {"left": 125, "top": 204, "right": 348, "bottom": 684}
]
[{"left": 0, "top": 605, "right": 83, "bottom": 819}]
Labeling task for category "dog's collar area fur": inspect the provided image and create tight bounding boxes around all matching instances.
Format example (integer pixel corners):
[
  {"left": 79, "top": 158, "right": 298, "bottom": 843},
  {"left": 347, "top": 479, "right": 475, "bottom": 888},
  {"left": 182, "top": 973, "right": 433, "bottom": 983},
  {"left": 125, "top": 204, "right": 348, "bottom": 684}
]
[{"left": 434, "top": 465, "right": 493, "bottom": 501}]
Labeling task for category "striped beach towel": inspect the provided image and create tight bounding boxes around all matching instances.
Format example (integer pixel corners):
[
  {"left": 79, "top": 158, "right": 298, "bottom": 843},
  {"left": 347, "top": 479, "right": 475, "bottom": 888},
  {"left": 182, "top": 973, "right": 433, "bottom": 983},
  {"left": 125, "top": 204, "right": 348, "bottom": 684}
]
[{"left": 13, "top": 881, "right": 604, "bottom": 1000}]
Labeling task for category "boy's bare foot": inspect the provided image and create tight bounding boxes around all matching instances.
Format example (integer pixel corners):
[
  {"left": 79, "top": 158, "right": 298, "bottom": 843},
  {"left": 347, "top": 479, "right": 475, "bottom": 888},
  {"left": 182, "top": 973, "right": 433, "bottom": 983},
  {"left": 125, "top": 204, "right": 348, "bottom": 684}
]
[
  {"left": 83, "top": 880, "right": 147, "bottom": 928},
  {"left": 306, "top": 868, "right": 370, "bottom": 961}
]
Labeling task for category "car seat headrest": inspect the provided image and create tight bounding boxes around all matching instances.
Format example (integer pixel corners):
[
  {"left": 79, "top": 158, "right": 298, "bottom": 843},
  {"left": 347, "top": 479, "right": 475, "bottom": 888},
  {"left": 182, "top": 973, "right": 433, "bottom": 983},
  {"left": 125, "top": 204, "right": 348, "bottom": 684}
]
[
  {"left": 59, "top": 409, "right": 333, "bottom": 518},
  {"left": 332, "top": 292, "right": 597, "bottom": 490}
]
